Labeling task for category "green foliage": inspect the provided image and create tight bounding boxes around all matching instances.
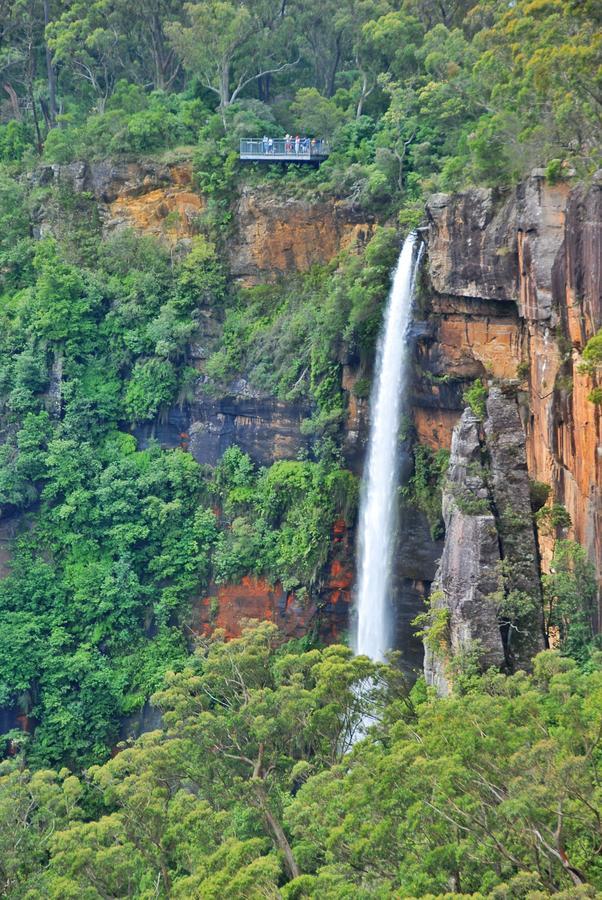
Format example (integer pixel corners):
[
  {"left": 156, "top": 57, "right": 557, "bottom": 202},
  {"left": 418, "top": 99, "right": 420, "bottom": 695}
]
[
  {"left": 529, "top": 480, "right": 552, "bottom": 513},
  {"left": 403, "top": 444, "right": 450, "bottom": 539},
  {"left": 0, "top": 122, "right": 32, "bottom": 163},
  {"left": 124, "top": 358, "right": 177, "bottom": 422},
  {"left": 463, "top": 378, "right": 488, "bottom": 418},
  {"left": 290, "top": 88, "right": 346, "bottom": 139},
  {"left": 43, "top": 88, "right": 206, "bottom": 164},
  {"left": 212, "top": 447, "right": 358, "bottom": 590},
  {"left": 578, "top": 329, "right": 602, "bottom": 375},
  {"left": 412, "top": 594, "right": 450, "bottom": 655},
  {"left": 205, "top": 227, "right": 399, "bottom": 432},
  {"left": 588, "top": 386, "right": 602, "bottom": 405},
  {"left": 536, "top": 502, "right": 572, "bottom": 534},
  {"left": 543, "top": 540, "right": 598, "bottom": 663},
  {"left": 2, "top": 629, "right": 602, "bottom": 898}
]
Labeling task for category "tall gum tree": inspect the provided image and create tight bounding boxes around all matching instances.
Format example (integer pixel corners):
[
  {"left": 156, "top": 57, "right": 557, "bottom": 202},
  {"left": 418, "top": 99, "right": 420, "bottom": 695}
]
[{"left": 166, "top": 0, "right": 297, "bottom": 126}]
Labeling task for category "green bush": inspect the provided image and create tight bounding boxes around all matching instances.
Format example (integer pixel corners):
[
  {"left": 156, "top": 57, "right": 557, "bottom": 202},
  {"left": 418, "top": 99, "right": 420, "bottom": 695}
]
[
  {"left": 124, "top": 358, "right": 178, "bottom": 422},
  {"left": 463, "top": 378, "right": 488, "bottom": 418},
  {"left": 578, "top": 330, "right": 602, "bottom": 375},
  {"left": 403, "top": 444, "right": 450, "bottom": 539}
]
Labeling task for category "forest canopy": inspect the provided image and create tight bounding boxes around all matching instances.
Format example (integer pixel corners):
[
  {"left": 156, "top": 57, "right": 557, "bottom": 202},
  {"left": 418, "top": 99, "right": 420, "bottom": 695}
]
[{"left": 0, "top": 0, "right": 599, "bottom": 200}]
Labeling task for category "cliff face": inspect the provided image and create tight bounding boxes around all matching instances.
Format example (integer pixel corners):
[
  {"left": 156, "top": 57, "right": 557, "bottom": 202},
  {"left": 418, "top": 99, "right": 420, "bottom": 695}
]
[
  {"left": 425, "top": 174, "right": 602, "bottom": 589},
  {"left": 21, "top": 159, "right": 601, "bottom": 673},
  {"left": 28, "top": 159, "right": 379, "bottom": 643},
  {"left": 422, "top": 172, "right": 601, "bottom": 688},
  {"left": 425, "top": 389, "right": 546, "bottom": 694},
  {"left": 229, "top": 186, "right": 376, "bottom": 284}
]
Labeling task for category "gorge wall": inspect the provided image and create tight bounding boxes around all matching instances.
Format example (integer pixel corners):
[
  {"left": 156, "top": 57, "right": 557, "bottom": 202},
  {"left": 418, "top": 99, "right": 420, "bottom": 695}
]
[
  {"left": 421, "top": 172, "right": 601, "bottom": 691},
  {"left": 22, "top": 159, "right": 602, "bottom": 680}
]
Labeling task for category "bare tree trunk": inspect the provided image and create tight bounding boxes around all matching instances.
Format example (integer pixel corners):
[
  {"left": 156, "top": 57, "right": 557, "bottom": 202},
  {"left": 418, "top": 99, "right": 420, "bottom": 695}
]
[
  {"left": 3, "top": 83, "right": 22, "bottom": 120},
  {"left": 326, "top": 33, "right": 341, "bottom": 98},
  {"left": 219, "top": 58, "right": 230, "bottom": 128},
  {"left": 43, "top": 0, "right": 57, "bottom": 124},
  {"left": 356, "top": 69, "right": 373, "bottom": 119},
  {"left": 26, "top": 34, "right": 43, "bottom": 152},
  {"left": 253, "top": 783, "right": 300, "bottom": 880}
]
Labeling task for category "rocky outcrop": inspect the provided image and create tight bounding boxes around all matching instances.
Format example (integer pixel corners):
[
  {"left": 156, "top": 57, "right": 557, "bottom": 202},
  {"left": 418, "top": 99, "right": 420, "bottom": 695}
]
[
  {"left": 134, "top": 386, "right": 311, "bottom": 468},
  {"left": 33, "top": 159, "right": 203, "bottom": 244},
  {"left": 425, "top": 391, "right": 546, "bottom": 694},
  {"left": 193, "top": 518, "right": 355, "bottom": 642},
  {"left": 427, "top": 188, "right": 518, "bottom": 301},
  {"left": 194, "top": 577, "right": 316, "bottom": 641},
  {"left": 33, "top": 158, "right": 375, "bottom": 272},
  {"left": 425, "top": 174, "right": 602, "bottom": 604},
  {"left": 484, "top": 387, "right": 546, "bottom": 666},
  {"left": 413, "top": 295, "right": 524, "bottom": 451},
  {"left": 424, "top": 409, "right": 505, "bottom": 696},
  {"left": 229, "top": 186, "right": 376, "bottom": 284}
]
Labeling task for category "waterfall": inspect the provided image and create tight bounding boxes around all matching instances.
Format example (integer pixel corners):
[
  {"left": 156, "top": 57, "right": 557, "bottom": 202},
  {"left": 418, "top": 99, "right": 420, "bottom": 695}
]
[{"left": 353, "top": 233, "right": 423, "bottom": 661}]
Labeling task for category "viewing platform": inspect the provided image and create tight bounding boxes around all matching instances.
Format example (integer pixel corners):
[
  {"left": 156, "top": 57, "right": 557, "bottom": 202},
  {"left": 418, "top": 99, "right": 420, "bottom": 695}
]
[{"left": 240, "top": 138, "right": 330, "bottom": 164}]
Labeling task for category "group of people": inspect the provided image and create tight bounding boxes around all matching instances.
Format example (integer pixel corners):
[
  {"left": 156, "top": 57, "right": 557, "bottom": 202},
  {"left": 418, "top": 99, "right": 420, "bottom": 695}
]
[{"left": 261, "top": 134, "right": 317, "bottom": 154}]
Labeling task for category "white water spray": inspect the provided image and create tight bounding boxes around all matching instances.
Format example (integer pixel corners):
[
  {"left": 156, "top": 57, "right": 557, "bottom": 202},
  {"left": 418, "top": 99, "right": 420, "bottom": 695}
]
[{"left": 354, "top": 233, "right": 423, "bottom": 661}]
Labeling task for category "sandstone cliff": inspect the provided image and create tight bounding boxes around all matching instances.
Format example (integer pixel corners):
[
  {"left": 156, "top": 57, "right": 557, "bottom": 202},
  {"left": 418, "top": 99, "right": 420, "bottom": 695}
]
[
  {"left": 17, "top": 159, "right": 602, "bottom": 673},
  {"left": 422, "top": 172, "right": 601, "bottom": 687},
  {"left": 424, "top": 173, "right": 601, "bottom": 593}
]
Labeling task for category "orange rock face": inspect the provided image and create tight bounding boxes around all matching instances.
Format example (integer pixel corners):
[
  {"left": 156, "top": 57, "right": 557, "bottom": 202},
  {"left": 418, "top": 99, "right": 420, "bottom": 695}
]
[
  {"left": 107, "top": 162, "right": 203, "bottom": 242},
  {"left": 101, "top": 164, "right": 374, "bottom": 279},
  {"left": 413, "top": 407, "right": 459, "bottom": 451},
  {"left": 193, "top": 519, "right": 355, "bottom": 643},
  {"left": 229, "top": 187, "right": 376, "bottom": 284},
  {"left": 195, "top": 576, "right": 315, "bottom": 641},
  {"left": 426, "top": 176, "right": 602, "bottom": 600},
  {"left": 437, "top": 316, "right": 522, "bottom": 380}
]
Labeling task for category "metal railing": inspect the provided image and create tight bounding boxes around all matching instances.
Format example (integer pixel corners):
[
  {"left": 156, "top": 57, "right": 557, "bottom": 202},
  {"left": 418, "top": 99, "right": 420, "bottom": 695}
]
[{"left": 240, "top": 138, "right": 330, "bottom": 159}]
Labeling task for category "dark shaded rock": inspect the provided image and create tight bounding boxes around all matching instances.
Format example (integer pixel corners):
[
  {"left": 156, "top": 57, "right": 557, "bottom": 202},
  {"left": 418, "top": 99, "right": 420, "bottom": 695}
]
[
  {"left": 426, "top": 189, "right": 518, "bottom": 302},
  {"left": 484, "top": 386, "right": 546, "bottom": 665},
  {"left": 393, "top": 501, "right": 442, "bottom": 677},
  {"left": 133, "top": 394, "right": 311, "bottom": 468},
  {"left": 119, "top": 701, "right": 163, "bottom": 742},
  {"left": 32, "top": 159, "right": 175, "bottom": 204}
]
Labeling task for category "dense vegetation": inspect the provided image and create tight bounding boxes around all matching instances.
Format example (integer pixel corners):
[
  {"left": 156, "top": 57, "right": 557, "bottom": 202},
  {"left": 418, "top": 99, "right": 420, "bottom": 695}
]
[
  {"left": 0, "top": 0, "right": 599, "bottom": 205},
  {"left": 0, "top": 1, "right": 600, "bottom": 894},
  {"left": 0, "top": 190, "right": 360, "bottom": 763},
  {"left": 2, "top": 624, "right": 602, "bottom": 898}
]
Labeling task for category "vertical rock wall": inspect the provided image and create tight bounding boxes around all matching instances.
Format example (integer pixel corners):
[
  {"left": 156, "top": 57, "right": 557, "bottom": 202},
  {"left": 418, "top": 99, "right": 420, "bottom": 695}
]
[
  {"left": 426, "top": 174, "right": 602, "bottom": 597},
  {"left": 425, "top": 391, "right": 546, "bottom": 694}
]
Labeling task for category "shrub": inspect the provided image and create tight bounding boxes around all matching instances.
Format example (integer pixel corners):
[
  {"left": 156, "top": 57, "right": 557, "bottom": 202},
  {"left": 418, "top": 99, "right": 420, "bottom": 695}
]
[
  {"left": 536, "top": 503, "right": 572, "bottom": 534},
  {"left": 463, "top": 378, "right": 488, "bottom": 418},
  {"left": 124, "top": 358, "right": 177, "bottom": 422}
]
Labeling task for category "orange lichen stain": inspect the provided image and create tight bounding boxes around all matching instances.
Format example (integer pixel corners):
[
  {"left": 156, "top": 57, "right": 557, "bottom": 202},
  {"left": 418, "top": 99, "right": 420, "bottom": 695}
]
[
  {"left": 195, "top": 576, "right": 314, "bottom": 641},
  {"left": 328, "top": 559, "right": 353, "bottom": 592},
  {"left": 108, "top": 164, "right": 203, "bottom": 242}
]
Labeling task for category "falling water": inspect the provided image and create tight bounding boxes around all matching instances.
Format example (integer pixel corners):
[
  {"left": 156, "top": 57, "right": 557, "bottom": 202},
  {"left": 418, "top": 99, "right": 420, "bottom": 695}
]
[{"left": 354, "top": 233, "right": 423, "bottom": 661}]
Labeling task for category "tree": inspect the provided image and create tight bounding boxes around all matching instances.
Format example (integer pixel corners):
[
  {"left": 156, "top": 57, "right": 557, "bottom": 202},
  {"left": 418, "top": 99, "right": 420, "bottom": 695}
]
[
  {"left": 166, "top": 0, "right": 297, "bottom": 124},
  {"left": 151, "top": 624, "right": 387, "bottom": 880}
]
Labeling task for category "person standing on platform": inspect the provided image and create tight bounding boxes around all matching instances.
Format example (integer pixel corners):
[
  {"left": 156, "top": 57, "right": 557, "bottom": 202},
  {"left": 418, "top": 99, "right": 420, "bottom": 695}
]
[{"left": 295, "top": 134, "right": 300, "bottom": 154}]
